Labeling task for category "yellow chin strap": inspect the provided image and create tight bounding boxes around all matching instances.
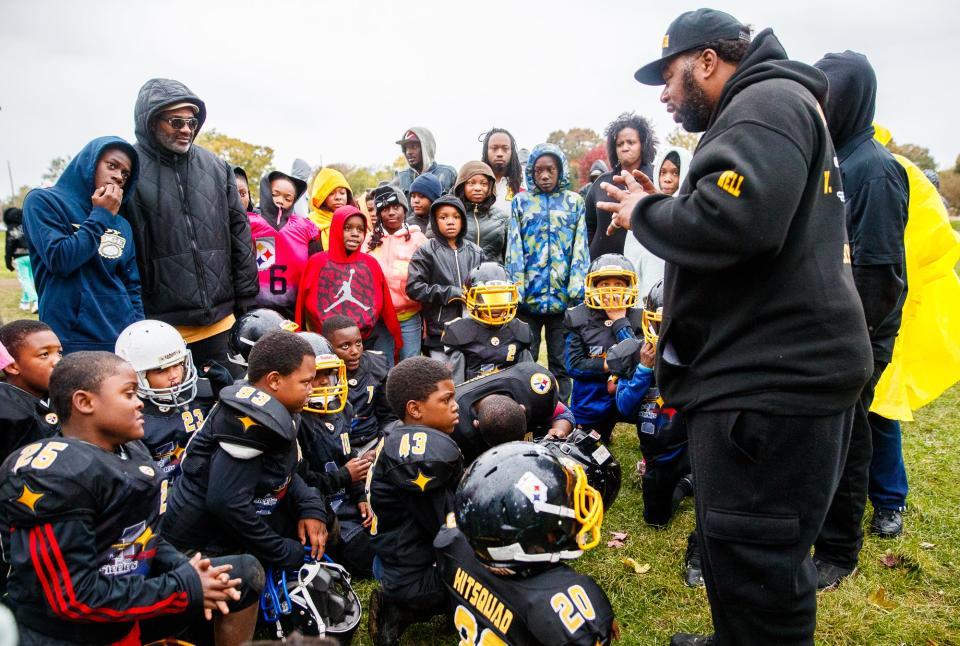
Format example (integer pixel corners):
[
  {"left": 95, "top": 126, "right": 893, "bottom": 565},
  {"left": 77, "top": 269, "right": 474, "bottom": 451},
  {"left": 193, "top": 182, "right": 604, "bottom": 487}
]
[{"left": 571, "top": 463, "right": 604, "bottom": 550}]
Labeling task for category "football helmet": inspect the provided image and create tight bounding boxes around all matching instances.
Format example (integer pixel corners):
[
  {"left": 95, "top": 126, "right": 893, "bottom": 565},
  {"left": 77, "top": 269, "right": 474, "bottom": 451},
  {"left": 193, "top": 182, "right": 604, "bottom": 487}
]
[
  {"left": 260, "top": 554, "right": 361, "bottom": 644},
  {"left": 584, "top": 254, "right": 639, "bottom": 310},
  {"left": 456, "top": 442, "right": 604, "bottom": 567},
  {"left": 642, "top": 279, "right": 664, "bottom": 348},
  {"left": 299, "top": 332, "right": 348, "bottom": 414},
  {"left": 463, "top": 262, "right": 519, "bottom": 325},
  {"left": 539, "top": 429, "right": 622, "bottom": 510},
  {"left": 228, "top": 309, "right": 299, "bottom": 366},
  {"left": 115, "top": 320, "right": 197, "bottom": 407}
]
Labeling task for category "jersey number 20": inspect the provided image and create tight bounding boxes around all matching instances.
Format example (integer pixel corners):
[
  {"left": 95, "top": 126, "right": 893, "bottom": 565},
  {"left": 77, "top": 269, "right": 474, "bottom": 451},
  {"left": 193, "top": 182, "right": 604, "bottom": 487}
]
[{"left": 551, "top": 585, "right": 597, "bottom": 635}]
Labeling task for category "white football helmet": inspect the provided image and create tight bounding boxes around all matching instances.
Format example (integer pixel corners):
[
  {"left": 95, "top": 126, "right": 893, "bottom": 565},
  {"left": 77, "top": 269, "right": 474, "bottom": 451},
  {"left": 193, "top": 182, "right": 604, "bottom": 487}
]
[{"left": 115, "top": 320, "right": 198, "bottom": 406}]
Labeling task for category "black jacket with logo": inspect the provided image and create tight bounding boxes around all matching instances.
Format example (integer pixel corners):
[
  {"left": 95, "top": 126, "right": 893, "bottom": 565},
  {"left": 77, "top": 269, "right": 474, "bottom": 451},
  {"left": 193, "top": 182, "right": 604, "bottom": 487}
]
[{"left": 630, "top": 29, "right": 872, "bottom": 414}]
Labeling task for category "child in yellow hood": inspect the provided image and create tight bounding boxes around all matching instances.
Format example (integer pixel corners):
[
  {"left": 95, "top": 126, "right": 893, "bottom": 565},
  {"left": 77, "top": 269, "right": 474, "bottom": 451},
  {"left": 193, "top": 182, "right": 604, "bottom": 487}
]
[{"left": 309, "top": 168, "right": 354, "bottom": 250}]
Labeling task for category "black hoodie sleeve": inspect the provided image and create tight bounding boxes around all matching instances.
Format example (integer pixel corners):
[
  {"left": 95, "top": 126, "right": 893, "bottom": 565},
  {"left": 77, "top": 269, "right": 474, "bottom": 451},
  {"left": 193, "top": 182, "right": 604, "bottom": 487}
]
[
  {"left": 225, "top": 160, "right": 259, "bottom": 300},
  {"left": 631, "top": 121, "right": 810, "bottom": 271}
]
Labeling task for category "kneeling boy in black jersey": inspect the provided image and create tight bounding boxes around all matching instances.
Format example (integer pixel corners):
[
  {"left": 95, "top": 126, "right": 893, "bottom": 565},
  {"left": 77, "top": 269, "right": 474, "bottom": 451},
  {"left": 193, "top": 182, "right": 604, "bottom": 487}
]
[
  {"left": 436, "top": 441, "right": 617, "bottom": 645},
  {"left": 0, "top": 352, "right": 258, "bottom": 645},
  {"left": 366, "top": 357, "right": 463, "bottom": 646},
  {"left": 160, "top": 331, "right": 327, "bottom": 580}
]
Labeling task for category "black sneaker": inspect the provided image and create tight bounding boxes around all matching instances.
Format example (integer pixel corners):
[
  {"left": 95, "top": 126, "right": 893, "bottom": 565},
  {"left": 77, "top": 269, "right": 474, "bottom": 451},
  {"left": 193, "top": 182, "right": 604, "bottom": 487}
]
[
  {"left": 814, "top": 557, "right": 856, "bottom": 590},
  {"left": 683, "top": 536, "right": 704, "bottom": 588},
  {"left": 870, "top": 508, "right": 904, "bottom": 538},
  {"left": 368, "top": 587, "right": 406, "bottom": 646},
  {"left": 670, "top": 633, "right": 715, "bottom": 645}
]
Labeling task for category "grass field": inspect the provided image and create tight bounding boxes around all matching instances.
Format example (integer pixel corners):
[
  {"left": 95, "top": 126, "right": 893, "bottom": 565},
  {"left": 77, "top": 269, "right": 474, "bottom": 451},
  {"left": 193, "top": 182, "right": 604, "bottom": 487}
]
[{"left": 2, "top": 231, "right": 958, "bottom": 645}]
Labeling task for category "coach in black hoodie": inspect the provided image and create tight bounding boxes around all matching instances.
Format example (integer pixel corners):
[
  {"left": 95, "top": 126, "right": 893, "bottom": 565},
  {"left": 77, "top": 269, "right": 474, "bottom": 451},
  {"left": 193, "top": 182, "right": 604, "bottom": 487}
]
[
  {"left": 604, "top": 10, "right": 872, "bottom": 646},
  {"left": 812, "top": 51, "right": 909, "bottom": 586}
]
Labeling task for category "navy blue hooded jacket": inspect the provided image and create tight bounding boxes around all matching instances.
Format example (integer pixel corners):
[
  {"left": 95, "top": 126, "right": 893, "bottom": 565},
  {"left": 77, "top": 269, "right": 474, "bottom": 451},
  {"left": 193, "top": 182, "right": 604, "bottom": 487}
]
[{"left": 22, "top": 136, "right": 143, "bottom": 353}]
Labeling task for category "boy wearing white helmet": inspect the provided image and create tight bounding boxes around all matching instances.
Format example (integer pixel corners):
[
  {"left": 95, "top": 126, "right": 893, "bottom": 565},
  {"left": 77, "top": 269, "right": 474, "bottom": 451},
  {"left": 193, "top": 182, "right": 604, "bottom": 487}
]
[{"left": 115, "top": 319, "right": 228, "bottom": 484}]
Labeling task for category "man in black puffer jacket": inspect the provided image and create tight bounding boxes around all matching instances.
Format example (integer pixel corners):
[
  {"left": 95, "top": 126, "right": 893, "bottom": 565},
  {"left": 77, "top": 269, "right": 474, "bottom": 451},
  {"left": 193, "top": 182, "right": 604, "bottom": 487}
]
[{"left": 125, "top": 78, "right": 258, "bottom": 368}]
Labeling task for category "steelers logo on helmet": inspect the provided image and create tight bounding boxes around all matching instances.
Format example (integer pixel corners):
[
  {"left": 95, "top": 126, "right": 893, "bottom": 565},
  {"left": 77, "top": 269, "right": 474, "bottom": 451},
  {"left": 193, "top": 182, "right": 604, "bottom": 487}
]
[
  {"left": 642, "top": 279, "right": 664, "bottom": 348},
  {"left": 227, "top": 309, "right": 299, "bottom": 367},
  {"left": 464, "top": 262, "right": 519, "bottom": 325},
  {"left": 585, "top": 253, "right": 639, "bottom": 310},
  {"left": 529, "top": 372, "right": 552, "bottom": 395},
  {"left": 298, "top": 332, "right": 348, "bottom": 414},
  {"left": 115, "top": 320, "right": 199, "bottom": 407},
  {"left": 455, "top": 442, "right": 604, "bottom": 568}
]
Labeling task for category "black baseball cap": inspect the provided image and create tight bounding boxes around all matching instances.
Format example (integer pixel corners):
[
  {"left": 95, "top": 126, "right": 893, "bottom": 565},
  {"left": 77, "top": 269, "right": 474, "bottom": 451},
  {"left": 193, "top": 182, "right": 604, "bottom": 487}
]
[{"left": 634, "top": 8, "right": 750, "bottom": 85}]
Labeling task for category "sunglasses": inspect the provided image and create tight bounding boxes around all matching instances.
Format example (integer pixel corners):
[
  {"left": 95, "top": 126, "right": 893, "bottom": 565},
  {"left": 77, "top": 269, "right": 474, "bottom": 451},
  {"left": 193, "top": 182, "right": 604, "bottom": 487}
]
[
  {"left": 374, "top": 192, "right": 400, "bottom": 210},
  {"left": 162, "top": 116, "right": 199, "bottom": 131}
]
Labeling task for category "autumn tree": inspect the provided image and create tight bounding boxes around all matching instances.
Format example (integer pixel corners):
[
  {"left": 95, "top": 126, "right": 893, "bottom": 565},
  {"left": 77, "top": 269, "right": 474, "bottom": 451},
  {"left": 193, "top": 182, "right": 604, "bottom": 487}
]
[
  {"left": 1, "top": 185, "right": 32, "bottom": 211},
  {"left": 41, "top": 156, "right": 72, "bottom": 186},
  {"left": 665, "top": 128, "right": 701, "bottom": 153},
  {"left": 887, "top": 140, "right": 936, "bottom": 171},
  {"left": 327, "top": 163, "right": 395, "bottom": 196},
  {"left": 546, "top": 128, "right": 604, "bottom": 187},
  {"left": 195, "top": 129, "right": 274, "bottom": 202},
  {"left": 577, "top": 144, "right": 610, "bottom": 187}
]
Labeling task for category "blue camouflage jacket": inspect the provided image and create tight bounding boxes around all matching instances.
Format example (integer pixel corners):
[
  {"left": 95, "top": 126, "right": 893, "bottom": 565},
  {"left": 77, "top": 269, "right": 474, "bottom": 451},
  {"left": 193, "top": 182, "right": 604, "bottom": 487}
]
[{"left": 506, "top": 144, "right": 588, "bottom": 315}]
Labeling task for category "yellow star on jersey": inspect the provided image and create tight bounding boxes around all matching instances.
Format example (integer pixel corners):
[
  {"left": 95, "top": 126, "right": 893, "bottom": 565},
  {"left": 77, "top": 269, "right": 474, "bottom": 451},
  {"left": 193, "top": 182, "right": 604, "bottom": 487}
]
[
  {"left": 238, "top": 416, "right": 257, "bottom": 432},
  {"left": 16, "top": 485, "right": 43, "bottom": 513},
  {"left": 410, "top": 470, "right": 433, "bottom": 492}
]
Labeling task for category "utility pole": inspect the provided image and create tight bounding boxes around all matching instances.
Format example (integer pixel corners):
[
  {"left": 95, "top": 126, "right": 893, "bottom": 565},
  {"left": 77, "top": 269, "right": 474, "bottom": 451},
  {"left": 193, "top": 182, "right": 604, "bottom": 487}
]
[{"left": 7, "top": 160, "right": 13, "bottom": 197}]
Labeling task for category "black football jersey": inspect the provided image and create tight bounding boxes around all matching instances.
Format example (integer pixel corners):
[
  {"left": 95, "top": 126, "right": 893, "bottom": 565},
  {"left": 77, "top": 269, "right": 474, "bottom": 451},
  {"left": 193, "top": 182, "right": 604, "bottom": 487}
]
[
  {"left": 366, "top": 424, "right": 462, "bottom": 568},
  {"left": 564, "top": 304, "right": 644, "bottom": 379},
  {"left": 140, "top": 377, "right": 217, "bottom": 484},
  {"left": 346, "top": 351, "right": 397, "bottom": 448},
  {"left": 452, "top": 362, "right": 560, "bottom": 463},
  {"left": 0, "top": 383, "right": 60, "bottom": 463},
  {"left": 443, "top": 317, "right": 533, "bottom": 381},
  {"left": 299, "top": 404, "right": 364, "bottom": 519},
  {"left": 0, "top": 437, "right": 199, "bottom": 643},
  {"left": 160, "top": 383, "right": 325, "bottom": 570},
  {"left": 435, "top": 527, "right": 615, "bottom": 646}
]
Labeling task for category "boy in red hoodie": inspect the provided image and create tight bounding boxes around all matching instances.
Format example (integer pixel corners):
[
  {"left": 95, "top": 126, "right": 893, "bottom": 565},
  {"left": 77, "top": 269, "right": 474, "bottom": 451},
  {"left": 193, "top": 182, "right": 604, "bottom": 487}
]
[{"left": 297, "top": 205, "right": 402, "bottom": 362}]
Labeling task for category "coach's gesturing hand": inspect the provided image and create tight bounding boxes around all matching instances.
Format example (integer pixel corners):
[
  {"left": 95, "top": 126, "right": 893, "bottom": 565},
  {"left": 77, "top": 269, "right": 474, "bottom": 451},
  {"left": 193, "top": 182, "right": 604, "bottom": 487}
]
[{"left": 598, "top": 169, "right": 658, "bottom": 236}]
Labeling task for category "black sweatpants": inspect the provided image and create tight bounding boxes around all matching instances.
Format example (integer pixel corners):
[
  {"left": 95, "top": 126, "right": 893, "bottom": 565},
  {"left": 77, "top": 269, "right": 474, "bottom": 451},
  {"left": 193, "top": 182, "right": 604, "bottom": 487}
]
[
  {"left": 814, "top": 361, "right": 887, "bottom": 569},
  {"left": 686, "top": 408, "right": 852, "bottom": 646},
  {"left": 518, "top": 310, "right": 571, "bottom": 401},
  {"left": 188, "top": 329, "right": 245, "bottom": 379}
]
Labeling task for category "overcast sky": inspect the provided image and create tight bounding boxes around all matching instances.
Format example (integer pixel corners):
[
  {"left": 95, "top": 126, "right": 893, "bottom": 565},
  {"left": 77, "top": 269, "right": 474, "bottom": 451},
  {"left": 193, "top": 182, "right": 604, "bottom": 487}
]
[{"left": 1, "top": 0, "right": 954, "bottom": 194}]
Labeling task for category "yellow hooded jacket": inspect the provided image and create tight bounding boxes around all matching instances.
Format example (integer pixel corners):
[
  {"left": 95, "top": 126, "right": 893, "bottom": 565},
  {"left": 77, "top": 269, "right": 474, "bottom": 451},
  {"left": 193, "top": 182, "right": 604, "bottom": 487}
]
[
  {"left": 871, "top": 125, "right": 960, "bottom": 420},
  {"left": 308, "top": 168, "right": 353, "bottom": 250}
]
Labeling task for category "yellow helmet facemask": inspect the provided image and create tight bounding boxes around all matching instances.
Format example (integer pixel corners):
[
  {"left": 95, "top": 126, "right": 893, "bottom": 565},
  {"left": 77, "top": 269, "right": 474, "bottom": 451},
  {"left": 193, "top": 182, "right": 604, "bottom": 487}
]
[
  {"left": 642, "top": 307, "right": 662, "bottom": 349},
  {"left": 304, "top": 355, "right": 348, "bottom": 414},
  {"left": 564, "top": 461, "right": 604, "bottom": 551},
  {"left": 585, "top": 269, "right": 639, "bottom": 310},
  {"left": 464, "top": 282, "right": 519, "bottom": 325}
]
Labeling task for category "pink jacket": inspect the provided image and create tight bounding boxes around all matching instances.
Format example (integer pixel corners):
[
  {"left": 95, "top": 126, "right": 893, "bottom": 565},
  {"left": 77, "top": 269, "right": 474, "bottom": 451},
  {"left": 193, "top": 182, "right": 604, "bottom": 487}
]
[{"left": 366, "top": 225, "right": 429, "bottom": 318}]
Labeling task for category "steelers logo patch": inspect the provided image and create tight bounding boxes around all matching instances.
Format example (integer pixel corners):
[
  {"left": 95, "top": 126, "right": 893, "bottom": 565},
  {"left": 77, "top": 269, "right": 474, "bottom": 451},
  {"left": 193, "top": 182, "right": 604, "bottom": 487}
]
[
  {"left": 490, "top": 336, "right": 500, "bottom": 346},
  {"left": 348, "top": 379, "right": 358, "bottom": 387},
  {"left": 139, "top": 465, "right": 155, "bottom": 478},
  {"left": 530, "top": 373, "right": 552, "bottom": 395},
  {"left": 45, "top": 413, "right": 59, "bottom": 425}
]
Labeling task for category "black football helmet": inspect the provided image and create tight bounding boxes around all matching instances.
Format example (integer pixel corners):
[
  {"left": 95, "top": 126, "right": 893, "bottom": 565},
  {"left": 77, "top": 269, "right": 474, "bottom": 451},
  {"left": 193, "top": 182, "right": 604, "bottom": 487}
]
[
  {"left": 259, "top": 556, "right": 361, "bottom": 644},
  {"left": 642, "top": 279, "right": 664, "bottom": 348},
  {"left": 456, "top": 442, "right": 604, "bottom": 567},
  {"left": 463, "top": 262, "right": 519, "bottom": 325},
  {"left": 584, "top": 254, "right": 639, "bottom": 310},
  {"left": 299, "top": 332, "right": 348, "bottom": 414},
  {"left": 228, "top": 309, "right": 299, "bottom": 366},
  {"left": 538, "top": 429, "right": 622, "bottom": 510}
]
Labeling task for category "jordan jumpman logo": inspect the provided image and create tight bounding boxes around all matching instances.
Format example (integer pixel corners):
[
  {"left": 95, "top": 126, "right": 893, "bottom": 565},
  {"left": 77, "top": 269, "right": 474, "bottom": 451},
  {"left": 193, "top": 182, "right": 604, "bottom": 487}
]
[{"left": 324, "top": 268, "right": 371, "bottom": 312}]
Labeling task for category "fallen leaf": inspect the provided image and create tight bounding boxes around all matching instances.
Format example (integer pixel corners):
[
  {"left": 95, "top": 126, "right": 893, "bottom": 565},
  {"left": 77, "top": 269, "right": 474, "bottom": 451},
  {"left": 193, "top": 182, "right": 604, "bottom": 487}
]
[
  {"left": 607, "top": 539, "right": 626, "bottom": 549},
  {"left": 867, "top": 585, "right": 897, "bottom": 611},
  {"left": 622, "top": 558, "right": 651, "bottom": 574},
  {"left": 611, "top": 531, "right": 629, "bottom": 541},
  {"left": 919, "top": 542, "right": 936, "bottom": 550},
  {"left": 926, "top": 639, "right": 939, "bottom": 646},
  {"left": 879, "top": 551, "right": 900, "bottom": 568}
]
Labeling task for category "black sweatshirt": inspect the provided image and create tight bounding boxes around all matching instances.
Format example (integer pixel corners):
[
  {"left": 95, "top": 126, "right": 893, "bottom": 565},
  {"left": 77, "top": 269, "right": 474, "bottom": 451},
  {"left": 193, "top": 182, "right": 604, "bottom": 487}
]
[{"left": 630, "top": 29, "right": 872, "bottom": 415}]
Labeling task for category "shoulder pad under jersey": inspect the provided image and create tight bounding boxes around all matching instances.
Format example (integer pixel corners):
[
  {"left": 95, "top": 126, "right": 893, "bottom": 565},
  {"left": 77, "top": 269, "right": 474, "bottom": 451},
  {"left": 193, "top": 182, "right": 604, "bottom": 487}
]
[
  {"left": 507, "top": 318, "right": 533, "bottom": 344},
  {"left": 379, "top": 425, "right": 463, "bottom": 493},
  {"left": 218, "top": 384, "right": 296, "bottom": 442},
  {"left": 441, "top": 317, "right": 475, "bottom": 347},
  {"left": 362, "top": 351, "right": 389, "bottom": 381},
  {"left": 563, "top": 303, "right": 591, "bottom": 330}
]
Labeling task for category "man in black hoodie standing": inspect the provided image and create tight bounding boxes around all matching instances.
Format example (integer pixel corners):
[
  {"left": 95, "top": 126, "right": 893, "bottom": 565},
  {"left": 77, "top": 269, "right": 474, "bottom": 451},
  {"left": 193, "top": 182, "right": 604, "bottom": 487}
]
[
  {"left": 601, "top": 9, "right": 872, "bottom": 646},
  {"left": 126, "top": 79, "right": 259, "bottom": 370},
  {"left": 812, "top": 51, "right": 909, "bottom": 587}
]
